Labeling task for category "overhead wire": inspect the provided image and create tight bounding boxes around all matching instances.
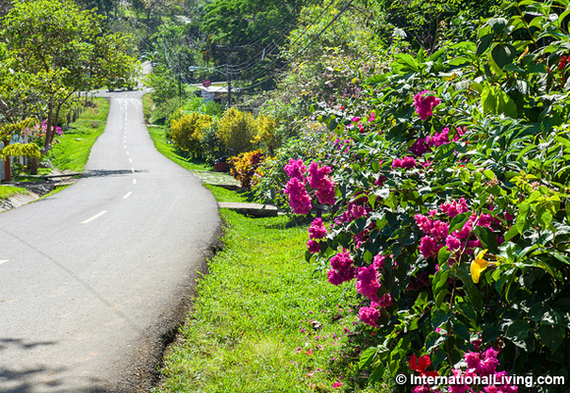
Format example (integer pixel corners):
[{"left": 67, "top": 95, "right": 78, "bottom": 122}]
[{"left": 234, "top": 0, "right": 355, "bottom": 92}]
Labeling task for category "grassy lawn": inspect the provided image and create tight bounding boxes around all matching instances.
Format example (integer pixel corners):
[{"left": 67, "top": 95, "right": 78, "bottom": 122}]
[
  {"left": 0, "top": 185, "right": 28, "bottom": 200},
  {"left": 155, "top": 208, "right": 361, "bottom": 393},
  {"left": 46, "top": 98, "right": 110, "bottom": 172}
]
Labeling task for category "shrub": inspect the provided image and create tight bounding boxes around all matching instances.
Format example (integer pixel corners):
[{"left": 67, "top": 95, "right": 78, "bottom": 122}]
[
  {"left": 216, "top": 107, "right": 257, "bottom": 154},
  {"left": 253, "top": 114, "right": 279, "bottom": 154},
  {"left": 229, "top": 149, "right": 266, "bottom": 190},
  {"left": 280, "top": 3, "right": 570, "bottom": 391},
  {"left": 169, "top": 112, "right": 213, "bottom": 158}
]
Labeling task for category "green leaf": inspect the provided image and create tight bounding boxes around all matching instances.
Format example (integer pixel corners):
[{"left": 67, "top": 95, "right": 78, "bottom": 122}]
[
  {"left": 453, "top": 320, "right": 471, "bottom": 341},
  {"left": 491, "top": 44, "right": 517, "bottom": 70},
  {"left": 539, "top": 324, "right": 565, "bottom": 351},
  {"left": 516, "top": 201, "right": 531, "bottom": 234},
  {"left": 476, "top": 34, "right": 494, "bottom": 57},
  {"left": 488, "top": 17, "right": 508, "bottom": 35},
  {"left": 505, "top": 319, "right": 531, "bottom": 342},
  {"left": 432, "top": 309, "right": 451, "bottom": 328},
  {"left": 359, "top": 346, "right": 378, "bottom": 369}
]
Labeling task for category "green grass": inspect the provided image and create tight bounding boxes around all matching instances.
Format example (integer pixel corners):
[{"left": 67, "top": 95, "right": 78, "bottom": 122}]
[
  {"left": 147, "top": 125, "right": 213, "bottom": 171},
  {"left": 203, "top": 184, "right": 251, "bottom": 203},
  {"left": 47, "top": 98, "right": 110, "bottom": 172},
  {"left": 155, "top": 209, "right": 360, "bottom": 393},
  {"left": 0, "top": 185, "right": 28, "bottom": 200}
]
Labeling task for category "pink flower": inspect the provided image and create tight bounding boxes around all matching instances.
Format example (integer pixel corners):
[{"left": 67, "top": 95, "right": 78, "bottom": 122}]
[
  {"left": 352, "top": 116, "right": 360, "bottom": 123},
  {"left": 308, "top": 163, "right": 336, "bottom": 205},
  {"left": 358, "top": 306, "right": 380, "bottom": 326},
  {"left": 333, "top": 381, "right": 342, "bottom": 389},
  {"left": 284, "top": 178, "right": 311, "bottom": 215},
  {"left": 419, "top": 236, "right": 441, "bottom": 259},
  {"left": 369, "top": 113, "right": 376, "bottom": 122},
  {"left": 392, "top": 156, "right": 417, "bottom": 169},
  {"left": 356, "top": 265, "right": 380, "bottom": 301},
  {"left": 440, "top": 198, "right": 470, "bottom": 218},
  {"left": 372, "top": 254, "right": 385, "bottom": 270},
  {"left": 414, "top": 91, "right": 440, "bottom": 121},
  {"left": 307, "top": 240, "right": 320, "bottom": 254},
  {"left": 284, "top": 158, "right": 306, "bottom": 181},
  {"left": 328, "top": 250, "right": 357, "bottom": 285},
  {"left": 445, "top": 235, "right": 461, "bottom": 250},
  {"left": 308, "top": 217, "right": 327, "bottom": 240},
  {"left": 375, "top": 293, "right": 393, "bottom": 308}
]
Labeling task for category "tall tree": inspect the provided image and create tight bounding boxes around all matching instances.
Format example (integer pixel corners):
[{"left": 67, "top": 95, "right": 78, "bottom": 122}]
[{"left": 1, "top": 0, "right": 138, "bottom": 159}]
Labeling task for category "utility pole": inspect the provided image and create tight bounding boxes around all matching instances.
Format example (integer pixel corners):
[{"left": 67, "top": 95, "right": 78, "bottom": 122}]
[{"left": 214, "top": 45, "right": 243, "bottom": 107}]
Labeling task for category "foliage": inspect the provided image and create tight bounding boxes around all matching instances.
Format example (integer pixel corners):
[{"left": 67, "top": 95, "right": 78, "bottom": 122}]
[
  {"left": 169, "top": 112, "right": 213, "bottom": 157},
  {"left": 272, "top": 0, "right": 570, "bottom": 391},
  {"left": 1, "top": 0, "right": 137, "bottom": 156},
  {"left": 229, "top": 149, "right": 265, "bottom": 190},
  {"left": 0, "top": 185, "right": 28, "bottom": 200},
  {"left": 46, "top": 98, "right": 109, "bottom": 172},
  {"left": 253, "top": 114, "right": 279, "bottom": 154},
  {"left": 201, "top": 0, "right": 312, "bottom": 84},
  {"left": 0, "top": 143, "right": 41, "bottom": 160},
  {"left": 216, "top": 107, "right": 257, "bottom": 154}
]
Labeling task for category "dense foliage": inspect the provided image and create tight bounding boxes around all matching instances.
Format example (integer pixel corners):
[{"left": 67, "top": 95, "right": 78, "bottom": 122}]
[{"left": 270, "top": 1, "right": 570, "bottom": 392}]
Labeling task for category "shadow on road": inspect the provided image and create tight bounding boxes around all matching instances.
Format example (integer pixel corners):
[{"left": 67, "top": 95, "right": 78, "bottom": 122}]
[{"left": 82, "top": 169, "right": 146, "bottom": 178}]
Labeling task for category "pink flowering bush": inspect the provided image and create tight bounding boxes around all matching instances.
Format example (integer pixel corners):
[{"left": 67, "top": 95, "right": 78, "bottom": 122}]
[
  {"left": 288, "top": 65, "right": 570, "bottom": 392},
  {"left": 283, "top": 158, "right": 335, "bottom": 215}
]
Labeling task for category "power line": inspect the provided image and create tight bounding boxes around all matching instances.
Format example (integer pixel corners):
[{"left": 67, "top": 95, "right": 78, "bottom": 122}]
[
  {"left": 233, "top": 0, "right": 356, "bottom": 93},
  {"left": 235, "top": 0, "right": 355, "bottom": 90}
]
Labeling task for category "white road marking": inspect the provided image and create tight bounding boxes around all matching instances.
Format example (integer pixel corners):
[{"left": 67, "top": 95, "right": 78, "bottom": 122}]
[
  {"left": 81, "top": 210, "right": 108, "bottom": 224},
  {"left": 126, "top": 151, "right": 129, "bottom": 155},
  {"left": 131, "top": 168, "right": 135, "bottom": 173},
  {"left": 133, "top": 179, "right": 137, "bottom": 185},
  {"left": 129, "top": 158, "right": 132, "bottom": 163},
  {"left": 123, "top": 192, "right": 132, "bottom": 199},
  {"left": 0, "top": 260, "right": 9, "bottom": 265}
]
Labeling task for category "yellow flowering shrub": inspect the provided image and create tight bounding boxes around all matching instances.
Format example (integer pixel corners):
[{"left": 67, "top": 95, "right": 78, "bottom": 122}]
[
  {"left": 216, "top": 108, "right": 257, "bottom": 154},
  {"left": 170, "top": 112, "right": 213, "bottom": 158}
]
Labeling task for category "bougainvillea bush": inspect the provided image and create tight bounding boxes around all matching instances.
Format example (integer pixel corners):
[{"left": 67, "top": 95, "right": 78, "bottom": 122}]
[{"left": 283, "top": 3, "right": 570, "bottom": 392}]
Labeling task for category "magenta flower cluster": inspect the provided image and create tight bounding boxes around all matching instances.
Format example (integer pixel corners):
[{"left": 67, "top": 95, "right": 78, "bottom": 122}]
[
  {"left": 448, "top": 347, "right": 518, "bottom": 393},
  {"left": 327, "top": 249, "right": 357, "bottom": 285},
  {"left": 356, "top": 255, "right": 393, "bottom": 326},
  {"left": 284, "top": 159, "right": 335, "bottom": 215},
  {"left": 414, "top": 198, "right": 498, "bottom": 261},
  {"left": 307, "top": 217, "right": 327, "bottom": 254},
  {"left": 409, "top": 127, "right": 464, "bottom": 157},
  {"left": 392, "top": 156, "right": 418, "bottom": 170},
  {"left": 335, "top": 201, "right": 370, "bottom": 225},
  {"left": 309, "top": 162, "right": 336, "bottom": 205},
  {"left": 413, "top": 90, "right": 440, "bottom": 121}
]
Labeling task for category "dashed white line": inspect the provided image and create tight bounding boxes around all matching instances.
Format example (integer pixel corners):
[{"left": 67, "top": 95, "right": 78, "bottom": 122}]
[
  {"left": 126, "top": 151, "right": 129, "bottom": 155},
  {"left": 123, "top": 191, "right": 132, "bottom": 199},
  {"left": 81, "top": 210, "right": 108, "bottom": 224},
  {"left": 133, "top": 179, "right": 137, "bottom": 185},
  {"left": 131, "top": 168, "right": 135, "bottom": 173},
  {"left": 0, "top": 260, "right": 9, "bottom": 266},
  {"left": 128, "top": 158, "right": 132, "bottom": 163}
]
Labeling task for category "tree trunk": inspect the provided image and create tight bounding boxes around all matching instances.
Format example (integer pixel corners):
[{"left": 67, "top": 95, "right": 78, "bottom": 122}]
[{"left": 30, "top": 157, "right": 39, "bottom": 175}]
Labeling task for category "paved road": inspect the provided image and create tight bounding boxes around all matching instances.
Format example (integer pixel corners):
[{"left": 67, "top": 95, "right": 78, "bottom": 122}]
[{"left": 0, "top": 89, "right": 220, "bottom": 392}]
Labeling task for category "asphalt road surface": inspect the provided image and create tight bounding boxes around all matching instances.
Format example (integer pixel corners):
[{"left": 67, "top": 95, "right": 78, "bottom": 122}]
[{"left": 0, "top": 89, "right": 220, "bottom": 392}]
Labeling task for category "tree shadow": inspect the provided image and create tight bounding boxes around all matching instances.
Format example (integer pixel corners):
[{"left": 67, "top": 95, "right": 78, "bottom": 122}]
[{"left": 81, "top": 169, "right": 146, "bottom": 178}]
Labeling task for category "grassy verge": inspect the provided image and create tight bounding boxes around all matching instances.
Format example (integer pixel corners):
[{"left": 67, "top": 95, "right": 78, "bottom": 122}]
[
  {"left": 155, "top": 207, "right": 361, "bottom": 393},
  {"left": 46, "top": 97, "right": 110, "bottom": 172},
  {"left": 0, "top": 185, "right": 28, "bottom": 200}
]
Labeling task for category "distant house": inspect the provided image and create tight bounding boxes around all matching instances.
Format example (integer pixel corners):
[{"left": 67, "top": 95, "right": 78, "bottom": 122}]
[{"left": 197, "top": 86, "right": 228, "bottom": 102}]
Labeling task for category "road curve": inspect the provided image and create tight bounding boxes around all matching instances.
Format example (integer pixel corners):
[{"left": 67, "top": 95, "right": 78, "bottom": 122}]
[{"left": 0, "top": 89, "right": 220, "bottom": 392}]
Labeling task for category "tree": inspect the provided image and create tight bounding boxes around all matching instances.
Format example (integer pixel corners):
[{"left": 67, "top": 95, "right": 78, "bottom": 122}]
[
  {"left": 201, "top": 0, "right": 315, "bottom": 85},
  {"left": 1, "top": 0, "right": 138, "bottom": 161}
]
